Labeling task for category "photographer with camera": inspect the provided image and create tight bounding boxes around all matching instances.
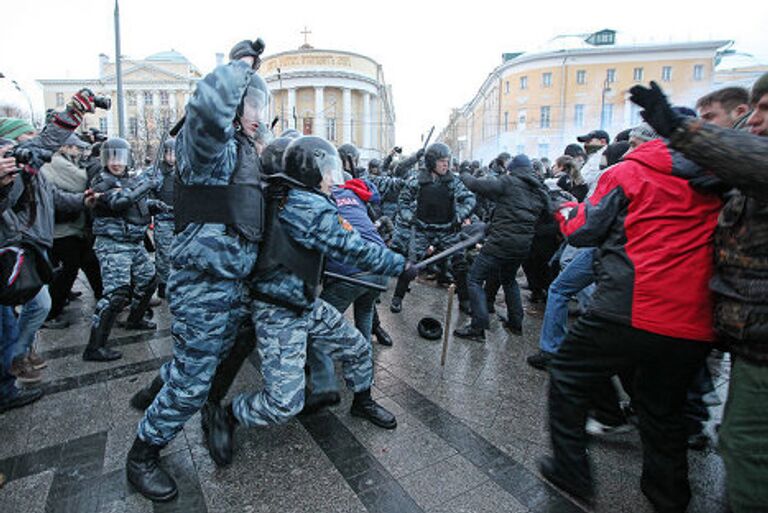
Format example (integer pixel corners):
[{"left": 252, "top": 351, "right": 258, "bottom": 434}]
[
  {"left": 41, "top": 134, "right": 103, "bottom": 328},
  {"left": 0, "top": 88, "right": 105, "bottom": 405}
]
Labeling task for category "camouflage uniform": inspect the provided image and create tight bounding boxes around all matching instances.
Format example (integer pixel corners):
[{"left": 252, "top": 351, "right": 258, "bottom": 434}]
[
  {"left": 90, "top": 170, "right": 158, "bottom": 330},
  {"left": 150, "top": 161, "right": 175, "bottom": 290},
  {"left": 138, "top": 61, "right": 260, "bottom": 447},
  {"left": 233, "top": 189, "right": 405, "bottom": 426},
  {"left": 392, "top": 169, "right": 476, "bottom": 303}
]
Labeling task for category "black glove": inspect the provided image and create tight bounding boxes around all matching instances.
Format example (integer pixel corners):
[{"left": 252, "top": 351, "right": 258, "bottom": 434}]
[
  {"left": 416, "top": 148, "right": 425, "bottom": 160},
  {"left": 229, "top": 38, "right": 265, "bottom": 68},
  {"left": 628, "top": 81, "right": 682, "bottom": 138},
  {"left": 399, "top": 262, "right": 419, "bottom": 282}
]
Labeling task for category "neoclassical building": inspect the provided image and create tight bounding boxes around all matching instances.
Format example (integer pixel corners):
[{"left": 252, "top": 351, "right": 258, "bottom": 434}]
[
  {"left": 261, "top": 44, "right": 396, "bottom": 160},
  {"left": 437, "top": 30, "right": 755, "bottom": 163},
  {"left": 38, "top": 50, "right": 201, "bottom": 163}
]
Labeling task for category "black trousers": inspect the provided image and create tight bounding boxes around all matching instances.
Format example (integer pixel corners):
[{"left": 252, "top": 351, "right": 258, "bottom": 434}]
[
  {"left": 548, "top": 314, "right": 709, "bottom": 512},
  {"left": 49, "top": 235, "right": 103, "bottom": 319}
]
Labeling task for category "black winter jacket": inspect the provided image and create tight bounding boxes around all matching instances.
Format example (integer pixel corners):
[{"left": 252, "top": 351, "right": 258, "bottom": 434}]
[{"left": 460, "top": 169, "right": 548, "bottom": 260}]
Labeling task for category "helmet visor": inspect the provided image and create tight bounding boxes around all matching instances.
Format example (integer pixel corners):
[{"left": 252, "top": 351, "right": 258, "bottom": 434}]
[
  {"left": 241, "top": 86, "right": 269, "bottom": 126},
  {"left": 101, "top": 147, "right": 130, "bottom": 167},
  {"left": 320, "top": 154, "right": 345, "bottom": 188}
]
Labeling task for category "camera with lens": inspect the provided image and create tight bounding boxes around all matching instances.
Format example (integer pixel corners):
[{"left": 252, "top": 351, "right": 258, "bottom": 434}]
[
  {"left": 93, "top": 95, "right": 111, "bottom": 110},
  {"left": 394, "top": 146, "right": 403, "bottom": 154},
  {"left": 4, "top": 145, "right": 54, "bottom": 167}
]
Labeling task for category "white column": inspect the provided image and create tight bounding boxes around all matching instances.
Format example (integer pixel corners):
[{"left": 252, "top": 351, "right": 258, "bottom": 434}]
[
  {"left": 313, "top": 86, "right": 325, "bottom": 137},
  {"left": 362, "top": 92, "right": 371, "bottom": 150},
  {"left": 342, "top": 87, "right": 352, "bottom": 144},
  {"left": 287, "top": 88, "right": 296, "bottom": 129},
  {"left": 371, "top": 94, "right": 379, "bottom": 154}
]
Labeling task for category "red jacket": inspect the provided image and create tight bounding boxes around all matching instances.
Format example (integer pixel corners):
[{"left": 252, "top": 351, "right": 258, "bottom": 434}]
[{"left": 556, "top": 139, "right": 722, "bottom": 342}]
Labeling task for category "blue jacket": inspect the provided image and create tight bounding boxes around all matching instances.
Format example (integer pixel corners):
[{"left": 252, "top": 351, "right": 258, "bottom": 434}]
[
  {"left": 171, "top": 60, "right": 258, "bottom": 279},
  {"left": 326, "top": 180, "right": 385, "bottom": 276},
  {"left": 252, "top": 189, "right": 405, "bottom": 310}
]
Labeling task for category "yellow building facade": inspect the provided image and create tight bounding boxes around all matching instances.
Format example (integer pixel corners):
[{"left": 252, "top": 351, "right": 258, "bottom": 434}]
[
  {"left": 261, "top": 46, "right": 396, "bottom": 160},
  {"left": 438, "top": 31, "right": 735, "bottom": 162}
]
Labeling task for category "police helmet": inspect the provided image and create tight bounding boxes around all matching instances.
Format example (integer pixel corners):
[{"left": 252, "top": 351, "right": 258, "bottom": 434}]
[
  {"left": 260, "top": 136, "right": 294, "bottom": 176},
  {"left": 368, "top": 158, "right": 381, "bottom": 170},
  {"left": 283, "top": 136, "right": 344, "bottom": 191},
  {"left": 237, "top": 73, "right": 272, "bottom": 143},
  {"left": 337, "top": 143, "right": 360, "bottom": 171},
  {"left": 100, "top": 137, "right": 133, "bottom": 168},
  {"left": 417, "top": 317, "right": 443, "bottom": 340},
  {"left": 424, "top": 143, "right": 451, "bottom": 172},
  {"left": 280, "top": 128, "right": 301, "bottom": 139}
]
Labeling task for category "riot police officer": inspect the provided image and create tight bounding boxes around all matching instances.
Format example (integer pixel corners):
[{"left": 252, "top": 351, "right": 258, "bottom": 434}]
[
  {"left": 389, "top": 143, "right": 476, "bottom": 313},
  {"left": 85, "top": 138, "right": 162, "bottom": 362},
  {"left": 150, "top": 138, "right": 176, "bottom": 299},
  {"left": 204, "top": 136, "right": 416, "bottom": 467},
  {"left": 127, "top": 39, "right": 269, "bottom": 503}
]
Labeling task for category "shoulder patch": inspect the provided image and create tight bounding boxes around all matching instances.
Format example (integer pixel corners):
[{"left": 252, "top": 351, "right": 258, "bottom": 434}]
[{"left": 338, "top": 215, "right": 354, "bottom": 232}]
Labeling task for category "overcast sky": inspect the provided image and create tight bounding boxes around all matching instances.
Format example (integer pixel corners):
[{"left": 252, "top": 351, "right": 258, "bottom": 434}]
[{"left": 2, "top": 0, "right": 767, "bottom": 148}]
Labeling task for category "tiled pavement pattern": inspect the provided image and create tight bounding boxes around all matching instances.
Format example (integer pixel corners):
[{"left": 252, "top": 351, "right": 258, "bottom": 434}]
[{"left": 0, "top": 275, "right": 730, "bottom": 513}]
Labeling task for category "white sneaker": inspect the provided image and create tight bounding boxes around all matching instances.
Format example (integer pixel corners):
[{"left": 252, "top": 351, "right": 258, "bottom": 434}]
[{"left": 585, "top": 417, "right": 634, "bottom": 436}]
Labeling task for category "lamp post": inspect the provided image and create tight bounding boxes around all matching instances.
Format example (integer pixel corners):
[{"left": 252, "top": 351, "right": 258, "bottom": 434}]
[{"left": 600, "top": 77, "right": 611, "bottom": 131}]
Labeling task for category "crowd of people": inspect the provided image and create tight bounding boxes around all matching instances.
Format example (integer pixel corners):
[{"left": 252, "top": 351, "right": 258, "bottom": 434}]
[{"left": 0, "top": 35, "right": 766, "bottom": 513}]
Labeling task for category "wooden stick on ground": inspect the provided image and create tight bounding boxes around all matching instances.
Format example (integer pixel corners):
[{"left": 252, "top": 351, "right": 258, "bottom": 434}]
[{"left": 441, "top": 284, "right": 456, "bottom": 368}]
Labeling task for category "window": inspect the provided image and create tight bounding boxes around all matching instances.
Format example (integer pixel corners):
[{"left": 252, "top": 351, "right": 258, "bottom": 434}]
[
  {"left": 99, "top": 117, "right": 107, "bottom": 133},
  {"left": 516, "top": 144, "right": 526, "bottom": 155},
  {"left": 160, "top": 91, "right": 169, "bottom": 106},
  {"left": 606, "top": 69, "right": 616, "bottom": 83},
  {"left": 520, "top": 76, "right": 528, "bottom": 90},
  {"left": 129, "top": 117, "right": 138, "bottom": 137},
  {"left": 537, "top": 143, "right": 550, "bottom": 159},
  {"left": 326, "top": 118, "right": 336, "bottom": 141},
  {"left": 542, "top": 72, "right": 552, "bottom": 88},
  {"left": 633, "top": 67, "right": 644, "bottom": 81},
  {"left": 144, "top": 91, "right": 153, "bottom": 105},
  {"left": 503, "top": 111, "right": 509, "bottom": 132},
  {"left": 518, "top": 110, "right": 527, "bottom": 131},
  {"left": 662, "top": 66, "right": 672, "bottom": 82},
  {"left": 127, "top": 92, "right": 136, "bottom": 106},
  {"left": 162, "top": 116, "right": 172, "bottom": 131},
  {"left": 574, "top": 104, "right": 585, "bottom": 128},
  {"left": 602, "top": 104, "right": 614, "bottom": 128},
  {"left": 55, "top": 93, "right": 65, "bottom": 107},
  {"left": 540, "top": 106, "right": 551, "bottom": 129},
  {"left": 576, "top": 70, "right": 586, "bottom": 85},
  {"left": 630, "top": 103, "right": 642, "bottom": 126},
  {"left": 693, "top": 64, "right": 704, "bottom": 81},
  {"left": 505, "top": 81, "right": 510, "bottom": 94}
]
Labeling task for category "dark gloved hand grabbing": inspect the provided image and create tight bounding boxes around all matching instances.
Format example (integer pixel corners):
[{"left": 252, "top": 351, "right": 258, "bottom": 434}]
[
  {"left": 628, "top": 81, "right": 683, "bottom": 138},
  {"left": 229, "top": 38, "right": 266, "bottom": 70},
  {"left": 399, "top": 263, "right": 419, "bottom": 282}
]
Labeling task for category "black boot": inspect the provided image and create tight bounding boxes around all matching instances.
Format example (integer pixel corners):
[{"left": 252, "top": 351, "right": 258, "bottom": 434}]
[
  {"left": 372, "top": 323, "right": 393, "bottom": 347},
  {"left": 389, "top": 296, "right": 403, "bottom": 313},
  {"left": 123, "top": 275, "right": 158, "bottom": 330},
  {"left": 206, "top": 403, "right": 237, "bottom": 467},
  {"left": 301, "top": 391, "right": 341, "bottom": 415},
  {"left": 351, "top": 389, "right": 397, "bottom": 429},
  {"left": 453, "top": 322, "right": 486, "bottom": 342},
  {"left": 129, "top": 375, "right": 164, "bottom": 411},
  {"left": 83, "top": 304, "right": 123, "bottom": 362},
  {"left": 538, "top": 456, "right": 594, "bottom": 506},
  {"left": 157, "top": 283, "right": 166, "bottom": 299},
  {"left": 126, "top": 436, "right": 177, "bottom": 502}
]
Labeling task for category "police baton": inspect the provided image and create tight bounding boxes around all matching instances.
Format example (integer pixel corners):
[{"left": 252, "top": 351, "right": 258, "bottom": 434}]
[
  {"left": 421, "top": 126, "right": 435, "bottom": 155},
  {"left": 412, "top": 232, "right": 483, "bottom": 271},
  {"left": 323, "top": 272, "right": 388, "bottom": 292}
]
